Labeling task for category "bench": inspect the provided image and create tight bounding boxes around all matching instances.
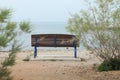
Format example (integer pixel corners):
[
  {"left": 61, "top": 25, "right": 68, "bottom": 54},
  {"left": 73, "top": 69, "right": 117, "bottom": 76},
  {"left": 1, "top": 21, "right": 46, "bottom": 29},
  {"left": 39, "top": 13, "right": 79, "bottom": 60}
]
[{"left": 31, "top": 34, "right": 78, "bottom": 58}]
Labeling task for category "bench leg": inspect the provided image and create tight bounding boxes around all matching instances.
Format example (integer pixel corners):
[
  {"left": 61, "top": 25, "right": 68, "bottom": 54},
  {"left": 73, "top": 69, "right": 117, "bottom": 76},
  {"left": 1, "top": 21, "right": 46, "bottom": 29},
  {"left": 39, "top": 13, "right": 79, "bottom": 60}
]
[
  {"left": 34, "top": 46, "right": 37, "bottom": 58},
  {"left": 74, "top": 46, "right": 77, "bottom": 58}
]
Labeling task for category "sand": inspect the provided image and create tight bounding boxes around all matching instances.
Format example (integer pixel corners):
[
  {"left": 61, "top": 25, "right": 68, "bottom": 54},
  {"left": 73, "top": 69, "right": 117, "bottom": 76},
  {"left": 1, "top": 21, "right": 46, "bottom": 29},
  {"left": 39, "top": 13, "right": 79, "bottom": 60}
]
[{"left": 0, "top": 49, "right": 120, "bottom": 80}]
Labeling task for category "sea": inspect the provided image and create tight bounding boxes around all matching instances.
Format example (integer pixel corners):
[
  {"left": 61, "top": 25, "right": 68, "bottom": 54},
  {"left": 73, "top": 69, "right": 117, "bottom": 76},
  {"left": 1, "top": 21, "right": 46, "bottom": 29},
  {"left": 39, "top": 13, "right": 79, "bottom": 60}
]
[
  {"left": 1, "top": 21, "right": 84, "bottom": 51},
  {"left": 20, "top": 21, "right": 72, "bottom": 50}
]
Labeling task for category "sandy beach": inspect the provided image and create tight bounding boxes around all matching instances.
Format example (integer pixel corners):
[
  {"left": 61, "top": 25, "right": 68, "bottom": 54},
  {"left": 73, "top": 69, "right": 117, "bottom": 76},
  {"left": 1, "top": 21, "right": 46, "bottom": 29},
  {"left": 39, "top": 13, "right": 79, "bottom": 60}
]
[{"left": 0, "top": 49, "right": 120, "bottom": 80}]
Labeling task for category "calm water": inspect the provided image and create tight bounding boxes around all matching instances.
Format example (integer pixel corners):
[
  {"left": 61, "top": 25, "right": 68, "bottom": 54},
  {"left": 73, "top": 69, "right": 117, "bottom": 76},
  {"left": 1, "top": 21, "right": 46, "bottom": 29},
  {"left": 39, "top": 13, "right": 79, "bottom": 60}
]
[
  {"left": 1, "top": 22, "right": 83, "bottom": 51},
  {"left": 32, "top": 22, "right": 69, "bottom": 34},
  {"left": 21, "top": 22, "right": 71, "bottom": 50}
]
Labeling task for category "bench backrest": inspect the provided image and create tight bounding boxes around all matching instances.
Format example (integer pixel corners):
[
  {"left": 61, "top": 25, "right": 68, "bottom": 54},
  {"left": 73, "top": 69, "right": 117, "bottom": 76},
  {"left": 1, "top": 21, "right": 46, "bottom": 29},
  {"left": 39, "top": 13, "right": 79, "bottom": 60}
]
[{"left": 31, "top": 34, "right": 78, "bottom": 47}]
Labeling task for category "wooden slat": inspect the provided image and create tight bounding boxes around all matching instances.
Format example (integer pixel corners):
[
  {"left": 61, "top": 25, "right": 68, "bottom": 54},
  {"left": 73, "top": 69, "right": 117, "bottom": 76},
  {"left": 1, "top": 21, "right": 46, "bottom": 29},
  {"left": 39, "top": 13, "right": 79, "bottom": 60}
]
[{"left": 31, "top": 34, "right": 78, "bottom": 47}]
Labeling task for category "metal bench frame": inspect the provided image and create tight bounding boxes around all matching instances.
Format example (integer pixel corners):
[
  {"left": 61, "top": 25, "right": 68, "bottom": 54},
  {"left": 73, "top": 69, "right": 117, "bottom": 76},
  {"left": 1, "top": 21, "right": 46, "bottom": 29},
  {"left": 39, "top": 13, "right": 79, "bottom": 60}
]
[{"left": 31, "top": 34, "right": 78, "bottom": 58}]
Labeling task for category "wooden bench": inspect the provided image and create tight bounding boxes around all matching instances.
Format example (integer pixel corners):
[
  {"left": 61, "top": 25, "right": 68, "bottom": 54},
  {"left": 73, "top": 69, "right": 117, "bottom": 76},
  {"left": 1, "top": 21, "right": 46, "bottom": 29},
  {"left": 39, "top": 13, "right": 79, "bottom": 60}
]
[{"left": 31, "top": 34, "right": 78, "bottom": 58}]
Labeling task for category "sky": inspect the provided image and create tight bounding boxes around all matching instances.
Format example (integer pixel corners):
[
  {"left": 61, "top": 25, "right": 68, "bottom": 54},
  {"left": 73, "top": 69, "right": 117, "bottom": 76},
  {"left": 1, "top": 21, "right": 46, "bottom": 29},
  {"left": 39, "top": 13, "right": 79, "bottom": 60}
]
[
  {"left": 0, "top": 0, "right": 89, "bottom": 50},
  {"left": 0, "top": 0, "right": 87, "bottom": 22}
]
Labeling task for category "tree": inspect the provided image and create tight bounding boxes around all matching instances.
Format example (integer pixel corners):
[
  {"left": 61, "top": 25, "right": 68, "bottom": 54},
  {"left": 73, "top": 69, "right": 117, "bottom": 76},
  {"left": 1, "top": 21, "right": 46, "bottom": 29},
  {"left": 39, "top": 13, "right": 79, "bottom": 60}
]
[
  {"left": 0, "top": 9, "right": 31, "bottom": 80},
  {"left": 66, "top": 0, "right": 120, "bottom": 71}
]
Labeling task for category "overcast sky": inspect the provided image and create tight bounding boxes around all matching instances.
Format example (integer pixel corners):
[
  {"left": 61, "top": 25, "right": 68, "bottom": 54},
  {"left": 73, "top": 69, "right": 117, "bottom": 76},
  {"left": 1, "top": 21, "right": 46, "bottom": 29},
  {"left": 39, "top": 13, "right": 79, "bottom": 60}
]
[{"left": 0, "top": 0, "right": 87, "bottom": 22}]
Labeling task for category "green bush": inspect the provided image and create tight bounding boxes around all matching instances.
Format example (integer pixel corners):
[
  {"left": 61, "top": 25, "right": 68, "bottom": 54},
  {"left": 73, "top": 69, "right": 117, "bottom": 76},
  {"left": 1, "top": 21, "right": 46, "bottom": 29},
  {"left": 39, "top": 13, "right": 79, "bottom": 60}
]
[
  {"left": 0, "top": 9, "right": 31, "bottom": 80},
  {"left": 23, "top": 56, "right": 30, "bottom": 61},
  {"left": 98, "top": 58, "right": 120, "bottom": 71}
]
